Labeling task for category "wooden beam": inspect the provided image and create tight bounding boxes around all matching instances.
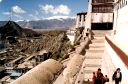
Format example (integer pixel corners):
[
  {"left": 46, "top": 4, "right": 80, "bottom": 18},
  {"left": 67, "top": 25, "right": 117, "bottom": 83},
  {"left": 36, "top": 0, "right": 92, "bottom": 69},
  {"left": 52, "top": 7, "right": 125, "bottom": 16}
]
[{"left": 91, "top": 3, "right": 113, "bottom": 6}]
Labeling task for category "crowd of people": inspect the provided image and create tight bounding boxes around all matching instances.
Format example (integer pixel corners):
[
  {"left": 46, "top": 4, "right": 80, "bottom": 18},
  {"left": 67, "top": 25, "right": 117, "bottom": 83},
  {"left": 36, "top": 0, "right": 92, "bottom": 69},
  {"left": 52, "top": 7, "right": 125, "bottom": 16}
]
[{"left": 92, "top": 68, "right": 122, "bottom": 84}]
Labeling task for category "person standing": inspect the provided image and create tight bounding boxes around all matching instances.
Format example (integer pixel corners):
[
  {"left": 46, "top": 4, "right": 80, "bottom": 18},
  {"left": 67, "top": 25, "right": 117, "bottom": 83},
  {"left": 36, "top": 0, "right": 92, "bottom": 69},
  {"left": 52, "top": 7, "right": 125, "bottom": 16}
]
[
  {"left": 112, "top": 68, "right": 122, "bottom": 84},
  {"left": 95, "top": 68, "right": 104, "bottom": 84},
  {"left": 92, "top": 72, "right": 96, "bottom": 84}
]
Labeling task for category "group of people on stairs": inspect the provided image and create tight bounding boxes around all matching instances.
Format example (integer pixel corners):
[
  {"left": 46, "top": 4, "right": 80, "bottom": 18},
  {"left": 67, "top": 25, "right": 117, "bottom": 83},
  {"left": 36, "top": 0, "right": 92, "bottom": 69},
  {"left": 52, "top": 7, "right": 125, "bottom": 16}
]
[{"left": 92, "top": 68, "right": 122, "bottom": 84}]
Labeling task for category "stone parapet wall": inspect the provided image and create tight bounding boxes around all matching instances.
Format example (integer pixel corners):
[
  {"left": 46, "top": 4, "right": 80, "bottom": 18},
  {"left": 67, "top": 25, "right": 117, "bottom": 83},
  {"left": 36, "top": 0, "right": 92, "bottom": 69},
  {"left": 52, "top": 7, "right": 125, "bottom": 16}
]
[
  {"left": 62, "top": 54, "right": 84, "bottom": 84},
  {"left": 75, "top": 37, "right": 89, "bottom": 55},
  {"left": 54, "top": 32, "right": 90, "bottom": 84},
  {"left": 12, "top": 59, "right": 63, "bottom": 84}
]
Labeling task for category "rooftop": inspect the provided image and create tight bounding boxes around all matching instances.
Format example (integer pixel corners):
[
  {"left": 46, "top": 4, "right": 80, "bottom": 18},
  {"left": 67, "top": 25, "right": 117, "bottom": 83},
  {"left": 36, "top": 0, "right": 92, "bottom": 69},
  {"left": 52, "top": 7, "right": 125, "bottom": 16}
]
[{"left": 77, "top": 12, "right": 87, "bottom": 15}]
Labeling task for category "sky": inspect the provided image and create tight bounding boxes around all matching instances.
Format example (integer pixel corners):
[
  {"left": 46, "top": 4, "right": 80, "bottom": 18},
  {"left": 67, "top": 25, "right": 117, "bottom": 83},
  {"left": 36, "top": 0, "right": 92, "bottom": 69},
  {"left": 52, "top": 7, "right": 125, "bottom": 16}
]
[{"left": 0, "top": 0, "right": 88, "bottom": 21}]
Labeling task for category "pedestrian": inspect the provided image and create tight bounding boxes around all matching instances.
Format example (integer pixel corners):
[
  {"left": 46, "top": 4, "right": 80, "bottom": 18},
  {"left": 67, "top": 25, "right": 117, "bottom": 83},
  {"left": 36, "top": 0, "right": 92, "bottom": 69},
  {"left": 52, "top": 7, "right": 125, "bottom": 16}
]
[
  {"left": 112, "top": 68, "right": 122, "bottom": 84},
  {"left": 94, "top": 68, "right": 104, "bottom": 84},
  {"left": 92, "top": 72, "right": 96, "bottom": 84}
]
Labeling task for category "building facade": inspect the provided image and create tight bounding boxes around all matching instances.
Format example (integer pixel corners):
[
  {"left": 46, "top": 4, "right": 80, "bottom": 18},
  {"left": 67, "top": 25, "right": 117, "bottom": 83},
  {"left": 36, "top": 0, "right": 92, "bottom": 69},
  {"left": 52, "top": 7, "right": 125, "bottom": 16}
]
[
  {"left": 102, "top": 0, "right": 128, "bottom": 83},
  {"left": 76, "top": 12, "right": 87, "bottom": 28},
  {"left": 85, "top": 0, "right": 114, "bottom": 30}
]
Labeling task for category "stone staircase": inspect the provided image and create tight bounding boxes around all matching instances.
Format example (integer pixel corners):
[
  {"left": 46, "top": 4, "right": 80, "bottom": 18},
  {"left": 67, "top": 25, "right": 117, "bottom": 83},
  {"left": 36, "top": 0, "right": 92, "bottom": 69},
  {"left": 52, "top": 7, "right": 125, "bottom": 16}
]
[
  {"left": 54, "top": 30, "right": 112, "bottom": 84},
  {"left": 83, "top": 31, "right": 109, "bottom": 82},
  {"left": 84, "top": 42, "right": 104, "bottom": 81},
  {"left": 74, "top": 30, "right": 112, "bottom": 84}
]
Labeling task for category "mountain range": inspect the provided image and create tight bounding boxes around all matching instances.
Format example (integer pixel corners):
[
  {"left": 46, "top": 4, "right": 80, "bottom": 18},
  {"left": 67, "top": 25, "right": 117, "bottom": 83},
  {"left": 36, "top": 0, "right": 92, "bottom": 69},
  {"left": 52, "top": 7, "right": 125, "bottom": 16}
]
[{"left": 0, "top": 16, "right": 76, "bottom": 29}]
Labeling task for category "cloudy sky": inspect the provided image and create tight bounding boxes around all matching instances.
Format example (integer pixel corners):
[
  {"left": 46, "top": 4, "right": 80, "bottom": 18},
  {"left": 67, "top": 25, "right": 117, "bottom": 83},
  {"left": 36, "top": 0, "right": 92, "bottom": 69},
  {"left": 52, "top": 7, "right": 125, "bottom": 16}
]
[{"left": 0, "top": 0, "right": 88, "bottom": 21}]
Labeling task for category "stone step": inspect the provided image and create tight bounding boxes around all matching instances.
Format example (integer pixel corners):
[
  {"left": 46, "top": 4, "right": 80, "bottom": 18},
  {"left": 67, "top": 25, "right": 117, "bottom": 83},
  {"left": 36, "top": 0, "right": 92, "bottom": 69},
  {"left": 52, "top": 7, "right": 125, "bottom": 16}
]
[
  {"left": 93, "top": 35, "right": 106, "bottom": 37},
  {"left": 91, "top": 39, "right": 104, "bottom": 42},
  {"left": 89, "top": 45, "right": 104, "bottom": 48},
  {"left": 85, "top": 56, "right": 102, "bottom": 59},
  {"left": 91, "top": 38, "right": 105, "bottom": 44},
  {"left": 84, "top": 64, "right": 101, "bottom": 67},
  {"left": 84, "top": 78, "right": 92, "bottom": 82},
  {"left": 88, "top": 48, "right": 104, "bottom": 51},
  {"left": 92, "top": 43, "right": 105, "bottom": 46},
  {"left": 91, "top": 39, "right": 104, "bottom": 43},
  {"left": 86, "top": 49, "right": 104, "bottom": 53},
  {"left": 91, "top": 39, "right": 105, "bottom": 43},
  {"left": 84, "top": 73, "right": 93, "bottom": 81},
  {"left": 85, "top": 54, "right": 103, "bottom": 59},
  {"left": 83, "top": 67, "right": 99, "bottom": 72},
  {"left": 93, "top": 37, "right": 105, "bottom": 40},
  {"left": 93, "top": 33, "right": 105, "bottom": 35},
  {"left": 89, "top": 43, "right": 105, "bottom": 46},
  {"left": 83, "top": 81, "right": 92, "bottom": 84},
  {"left": 84, "top": 59, "right": 102, "bottom": 65},
  {"left": 85, "top": 52, "right": 103, "bottom": 57},
  {"left": 93, "top": 33, "right": 106, "bottom": 35},
  {"left": 84, "top": 70, "right": 95, "bottom": 74},
  {"left": 87, "top": 47, "right": 104, "bottom": 51},
  {"left": 92, "top": 37, "right": 105, "bottom": 39},
  {"left": 92, "top": 34, "right": 107, "bottom": 36},
  {"left": 92, "top": 30, "right": 111, "bottom": 34}
]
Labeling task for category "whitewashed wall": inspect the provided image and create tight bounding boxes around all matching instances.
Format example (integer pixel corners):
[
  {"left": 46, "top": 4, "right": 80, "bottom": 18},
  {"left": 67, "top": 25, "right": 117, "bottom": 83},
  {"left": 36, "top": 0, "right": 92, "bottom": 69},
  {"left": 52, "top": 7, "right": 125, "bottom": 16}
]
[
  {"left": 103, "top": 37, "right": 128, "bottom": 84},
  {"left": 76, "top": 15, "right": 86, "bottom": 28},
  {"left": 113, "top": 2, "right": 128, "bottom": 55},
  {"left": 103, "top": 1, "right": 128, "bottom": 83},
  {"left": 85, "top": 0, "right": 92, "bottom": 29},
  {"left": 91, "top": 13, "right": 113, "bottom": 23},
  {"left": 76, "top": 15, "right": 80, "bottom": 28},
  {"left": 67, "top": 34, "right": 75, "bottom": 45}
]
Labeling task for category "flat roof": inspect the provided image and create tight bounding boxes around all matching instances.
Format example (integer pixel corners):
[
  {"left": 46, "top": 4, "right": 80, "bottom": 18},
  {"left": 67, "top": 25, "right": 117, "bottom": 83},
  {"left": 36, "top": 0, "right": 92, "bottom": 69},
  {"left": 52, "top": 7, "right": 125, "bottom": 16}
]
[{"left": 77, "top": 12, "right": 87, "bottom": 15}]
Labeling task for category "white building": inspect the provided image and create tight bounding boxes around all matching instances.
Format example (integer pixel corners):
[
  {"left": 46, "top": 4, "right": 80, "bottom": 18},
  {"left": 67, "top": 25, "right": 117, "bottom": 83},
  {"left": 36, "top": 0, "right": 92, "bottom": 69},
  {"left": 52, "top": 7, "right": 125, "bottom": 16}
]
[
  {"left": 85, "top": 0, "right": 114, "bottom": 30},
  {"left": 83, "top": 0, "right": 128, "bottom": 83},
  {"left": 103, "top": 0, "right": 128, "bottom": 83},
  {"left": 76, "top": 12, "right": 87, "bottom": 28}
]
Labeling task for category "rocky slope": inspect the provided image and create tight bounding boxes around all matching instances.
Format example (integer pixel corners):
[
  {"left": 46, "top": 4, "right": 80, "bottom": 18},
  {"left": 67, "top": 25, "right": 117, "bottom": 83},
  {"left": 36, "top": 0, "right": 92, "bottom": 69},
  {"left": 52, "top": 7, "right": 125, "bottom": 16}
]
[{"left": 15, "top": 30, "right": 71, "bottom": 60}]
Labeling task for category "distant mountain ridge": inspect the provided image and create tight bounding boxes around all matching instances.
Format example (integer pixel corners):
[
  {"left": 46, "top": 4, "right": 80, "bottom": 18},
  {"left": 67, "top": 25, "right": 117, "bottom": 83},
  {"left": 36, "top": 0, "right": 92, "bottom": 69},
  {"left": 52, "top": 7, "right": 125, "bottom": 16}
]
[
  {"left": 0, "top": 16, "right": 76, "bottom": 29},
  {"left": 0, "top": 21, "right": 41, "bottom": 39},
  {"left": 18, "top": 17, "right": 76, "bottom": 29}
]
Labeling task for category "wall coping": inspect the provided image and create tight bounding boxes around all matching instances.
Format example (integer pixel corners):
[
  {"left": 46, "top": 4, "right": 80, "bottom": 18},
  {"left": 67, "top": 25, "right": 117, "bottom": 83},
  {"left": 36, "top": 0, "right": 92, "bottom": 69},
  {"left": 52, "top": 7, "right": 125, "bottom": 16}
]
[{"left": 105, "top": 35, "right": 128, "bottom": 68}]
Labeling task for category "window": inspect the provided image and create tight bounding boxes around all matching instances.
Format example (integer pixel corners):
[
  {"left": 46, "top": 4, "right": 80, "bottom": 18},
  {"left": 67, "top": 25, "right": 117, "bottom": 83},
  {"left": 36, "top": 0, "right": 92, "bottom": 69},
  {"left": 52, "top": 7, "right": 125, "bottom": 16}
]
[
  {"left": 79, "top": 15, "right": 81, "bottom": 21},
  {"left": 84, "top": 15, "right": 86, "bottom": 21}
]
